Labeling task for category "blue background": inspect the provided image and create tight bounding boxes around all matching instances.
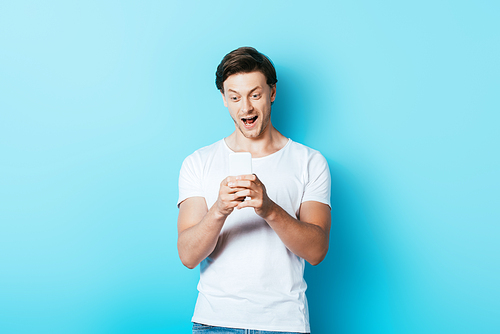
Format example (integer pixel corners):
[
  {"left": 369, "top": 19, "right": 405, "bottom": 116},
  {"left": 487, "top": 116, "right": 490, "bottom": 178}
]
[{"left": 1, "top": 1, "right": 499, "bottom": 333}]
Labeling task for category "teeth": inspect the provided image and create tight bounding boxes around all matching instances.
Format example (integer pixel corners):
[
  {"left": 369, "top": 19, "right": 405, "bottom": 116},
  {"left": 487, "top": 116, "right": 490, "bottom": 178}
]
[{"left": 242, "top": 116, "right": 257, "bottom": 126}]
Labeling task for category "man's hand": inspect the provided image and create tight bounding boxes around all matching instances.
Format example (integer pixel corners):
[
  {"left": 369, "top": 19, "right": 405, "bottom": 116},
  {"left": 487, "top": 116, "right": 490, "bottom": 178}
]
[
  {"left": 226, "top": 173, "right": 331, "bottom": 266},
  {"left": 179, "top": 174, "right": 330, "bottom": 268},
  {"left": 177, "top": 175, "right": 257, "bottom": 269},
  {"left": 227, "top": 174, "right": 276, "bottom": 219},
  {"left": 215, "top": 176, "right": 250, "bottom": 217}
]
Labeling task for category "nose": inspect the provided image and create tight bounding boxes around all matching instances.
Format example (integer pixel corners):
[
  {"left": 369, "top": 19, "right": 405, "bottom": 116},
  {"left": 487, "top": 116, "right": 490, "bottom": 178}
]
[{"left": 241, "top": 97, "right": 254, "bottom": 113}]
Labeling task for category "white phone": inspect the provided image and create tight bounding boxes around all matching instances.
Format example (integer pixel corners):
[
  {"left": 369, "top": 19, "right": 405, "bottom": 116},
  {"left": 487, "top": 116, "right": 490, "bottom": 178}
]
[{"left": 229, "top": 152, "right": 252, "bottom": 176}]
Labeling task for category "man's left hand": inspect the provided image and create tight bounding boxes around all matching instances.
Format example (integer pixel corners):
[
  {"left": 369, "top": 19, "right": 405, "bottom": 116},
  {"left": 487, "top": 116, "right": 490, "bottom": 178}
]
[{"left": 227, "top": 174, "right": 275, "bottom": 219}]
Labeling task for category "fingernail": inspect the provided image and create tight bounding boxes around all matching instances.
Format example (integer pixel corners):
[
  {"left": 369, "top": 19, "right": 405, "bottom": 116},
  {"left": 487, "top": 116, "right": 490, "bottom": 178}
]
[{"left": 228, "top": 182, "right": 234, "bottom": 187}]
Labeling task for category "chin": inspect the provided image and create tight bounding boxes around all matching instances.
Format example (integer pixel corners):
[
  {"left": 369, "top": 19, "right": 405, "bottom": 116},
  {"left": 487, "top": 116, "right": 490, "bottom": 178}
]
[{"left": 241, "top": 129, "right": 262, "bottom": 139}]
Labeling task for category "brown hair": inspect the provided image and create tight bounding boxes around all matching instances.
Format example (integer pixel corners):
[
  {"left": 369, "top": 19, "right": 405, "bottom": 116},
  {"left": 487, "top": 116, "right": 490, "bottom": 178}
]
[{"left": 215, "top": 47, "right": 278, "bottom": 91}]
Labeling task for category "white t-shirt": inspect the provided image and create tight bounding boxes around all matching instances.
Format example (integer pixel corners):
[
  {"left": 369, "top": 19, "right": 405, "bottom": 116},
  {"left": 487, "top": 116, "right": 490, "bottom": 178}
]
[{"left": 177, "top": 138, "right": 330, "bottom": 333}]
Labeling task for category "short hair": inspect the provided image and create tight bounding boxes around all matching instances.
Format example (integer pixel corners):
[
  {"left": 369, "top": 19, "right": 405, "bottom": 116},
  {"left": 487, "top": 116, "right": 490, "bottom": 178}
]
[{"left": 215, "top": 47, "right": 278, "bottom": 91}]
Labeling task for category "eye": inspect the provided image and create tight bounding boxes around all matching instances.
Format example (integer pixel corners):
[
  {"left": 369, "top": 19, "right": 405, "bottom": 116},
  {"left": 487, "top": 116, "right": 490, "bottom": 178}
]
[
  {"left": 252, "top": 93, "right": 261, "bottom": 99},
  {"left": 230, "top": 96, "right": 239, "bottom": 101}
]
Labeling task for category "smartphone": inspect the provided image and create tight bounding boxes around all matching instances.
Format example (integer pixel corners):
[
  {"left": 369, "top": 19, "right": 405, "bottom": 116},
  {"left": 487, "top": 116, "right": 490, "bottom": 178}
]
[{"left": 229, "top": 152, "right": 252, "bottom": 176}]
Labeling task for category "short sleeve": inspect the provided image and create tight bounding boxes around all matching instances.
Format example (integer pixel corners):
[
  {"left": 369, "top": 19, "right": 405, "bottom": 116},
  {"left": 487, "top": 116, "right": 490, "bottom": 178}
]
[
  {"left": 302, "top": 152, "right": 331, "bottom": 207},
  {"left": 177, "top": 153, "right": 204, "bottom": 207}
]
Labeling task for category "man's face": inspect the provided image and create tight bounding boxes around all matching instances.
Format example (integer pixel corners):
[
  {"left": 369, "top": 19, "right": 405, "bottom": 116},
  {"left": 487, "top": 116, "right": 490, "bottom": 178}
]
[{"left": 221, "top": 71, "right": 276, "bottom": 139}]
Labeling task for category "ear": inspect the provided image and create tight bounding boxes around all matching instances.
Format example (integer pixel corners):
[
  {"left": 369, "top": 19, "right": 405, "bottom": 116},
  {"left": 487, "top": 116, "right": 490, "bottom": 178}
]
[
  {"left": 270, "top": 85, "right": 276, "bottom": 103},
  {"left": 221, "top": 90, "right": 228, "bottom": 107}
]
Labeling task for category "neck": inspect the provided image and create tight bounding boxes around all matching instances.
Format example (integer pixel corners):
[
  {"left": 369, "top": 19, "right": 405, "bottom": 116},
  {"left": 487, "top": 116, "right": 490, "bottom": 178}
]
[{"left": 225, "top": 124, "right": 288, "bottom": 158}]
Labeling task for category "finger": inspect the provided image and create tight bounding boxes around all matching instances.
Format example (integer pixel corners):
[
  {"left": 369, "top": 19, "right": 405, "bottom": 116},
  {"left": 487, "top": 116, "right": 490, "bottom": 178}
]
[
  {"left": 234, "top": 189, "right": 252, "bottom": 198},
  {"left": 222, "top": 176, "right": 231, "bottom": 186},
  {"left": 225, "top": 176, "right": 240, "bottom": 185},
  {"left": 222, "top": 191, "right": 247, "bottom": 201},
  {"left": 239, "top": 180, "right": 264, "bottom": 195},
  {"left": 228, "top": 180, "right": 253, "bottom": 188},
  {"left": 235, "top": 174, "right": 257, "bottom": 182},
  {"left": 220, "top": 199, "right": 244, "bottom": 210},
  {"left": 237, "top": 198, "right": 257, "bottom": 209},
  {"left": 225, "top": 186, "right": 248, "bottom": 195}
]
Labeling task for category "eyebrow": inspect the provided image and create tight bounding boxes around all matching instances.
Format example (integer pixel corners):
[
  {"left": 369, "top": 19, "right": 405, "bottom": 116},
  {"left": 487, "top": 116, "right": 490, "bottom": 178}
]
[{"left": 227, "top": 86, "right": 262, "bottom": 94}]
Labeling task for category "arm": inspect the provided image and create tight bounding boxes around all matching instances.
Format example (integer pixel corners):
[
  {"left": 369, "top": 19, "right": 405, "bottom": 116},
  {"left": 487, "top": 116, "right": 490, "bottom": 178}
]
[
  {"left": 231, "top": 175, "right": 331, "bottom": 266},
  {"left": 177, "top": 177, "right": 247, "bottom": 269},
  {"left": 264, "top": 200, "right": 330, "bottom": 266}
]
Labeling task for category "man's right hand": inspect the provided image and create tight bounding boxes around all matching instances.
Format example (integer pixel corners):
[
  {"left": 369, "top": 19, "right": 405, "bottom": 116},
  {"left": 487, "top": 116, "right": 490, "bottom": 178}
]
[
  {"left": 177, "top": 175, "right": 248, "bottom": 269},
  {"left": 215, "top": 176, "right": 248, "bottom": 217}
]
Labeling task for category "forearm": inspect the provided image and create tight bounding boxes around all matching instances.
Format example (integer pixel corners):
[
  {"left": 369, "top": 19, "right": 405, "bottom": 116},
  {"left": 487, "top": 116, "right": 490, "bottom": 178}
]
[
  {"left": 177, "top": 205, "right": 226, "bottom": 269},
  {"left": 265, "top": 202, "right": 330, "bottom": 266}
]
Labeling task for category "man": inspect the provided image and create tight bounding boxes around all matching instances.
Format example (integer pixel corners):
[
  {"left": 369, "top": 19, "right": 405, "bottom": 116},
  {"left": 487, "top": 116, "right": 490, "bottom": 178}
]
[{"left": 177, "top": 47, "right": 331, "bottom": 333}]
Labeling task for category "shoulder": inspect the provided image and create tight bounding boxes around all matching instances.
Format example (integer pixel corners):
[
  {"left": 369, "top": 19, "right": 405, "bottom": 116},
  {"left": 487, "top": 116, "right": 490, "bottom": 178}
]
[
  {"left": 287, "top": 140, "right": 327, "bottom": 162},
  {"left": 182, "top": 139, "right": 225, "bottom": 165},
  {"left": 179, "top": 139, "right": 226, "bottom": 187},
  {"left": 285, "top": 140, "right": 330, "bottom": 183},
  {"left": 289, "top": 141, "right": 331, "bottom": 205}
]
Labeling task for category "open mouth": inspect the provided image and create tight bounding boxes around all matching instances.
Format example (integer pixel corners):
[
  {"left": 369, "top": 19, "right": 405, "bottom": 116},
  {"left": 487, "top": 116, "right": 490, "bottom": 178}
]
[{"left": 241, "top": 116, "right": 258, "bottom": 127}]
